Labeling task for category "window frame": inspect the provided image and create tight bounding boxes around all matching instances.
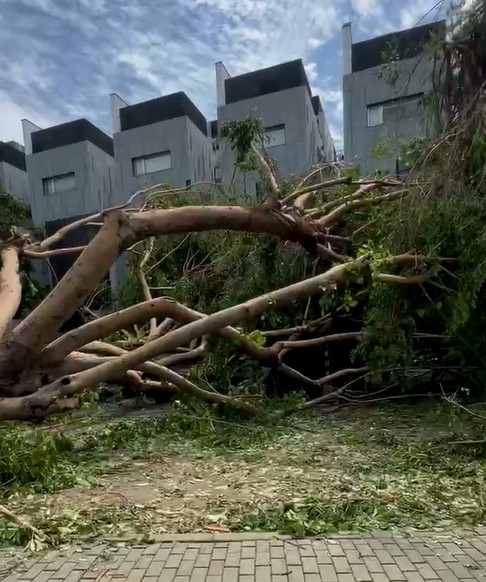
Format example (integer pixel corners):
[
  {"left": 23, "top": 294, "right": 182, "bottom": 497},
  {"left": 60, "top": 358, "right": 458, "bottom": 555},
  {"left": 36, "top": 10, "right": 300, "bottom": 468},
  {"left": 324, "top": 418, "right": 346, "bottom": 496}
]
[
  {"left": 367, "top": 104, "right": 384, "bottom": 127},
  {"left": 264, "top": 124, "right": 286, "bottom": 148},
  {"left": 132, "top": 151, "right": 172, "bottom": 176},
  {"left": 42, "top": 172, "right": 76, "bottom": 196}
]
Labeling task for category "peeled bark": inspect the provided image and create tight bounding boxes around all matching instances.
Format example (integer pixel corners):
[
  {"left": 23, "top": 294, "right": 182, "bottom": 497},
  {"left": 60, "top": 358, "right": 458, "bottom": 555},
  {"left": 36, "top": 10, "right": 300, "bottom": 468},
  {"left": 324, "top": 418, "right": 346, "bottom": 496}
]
[{"left": 0, "top": 247, "right": 21, "bottom": 339}]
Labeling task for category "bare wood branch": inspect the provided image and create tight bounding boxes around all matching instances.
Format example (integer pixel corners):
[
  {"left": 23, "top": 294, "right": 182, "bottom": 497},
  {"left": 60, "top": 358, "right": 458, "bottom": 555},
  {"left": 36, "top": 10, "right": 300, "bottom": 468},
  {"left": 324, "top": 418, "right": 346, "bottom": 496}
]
[
  {"left": 277, "top": 332, "right": 363, "bottom": 350},
  {"left": 0, "top": 505, "right": 44, "bottom": 539},
  {"left": 33, "top": 202, "right": 130, "bottom": 251},
  {"left": 23, "top": 246, "right": 86, "bottom": 259},
  {"left": 252, "top": 145, "right": 280, "bottom": 197},
  {"left": 317, "top": 189, "right": 409, "bottom": 228},
  {"left": 317, "top": 367, "right": 369, "bottom": 387},
  {"left": 281, "top": 177, "right": 352, "bottom": 206},
  {"left": 33, "top": 258, "right": 369, "bottom": 404},
  {"left": 0, "top": 247, "right": 21, "bottom": 340}
]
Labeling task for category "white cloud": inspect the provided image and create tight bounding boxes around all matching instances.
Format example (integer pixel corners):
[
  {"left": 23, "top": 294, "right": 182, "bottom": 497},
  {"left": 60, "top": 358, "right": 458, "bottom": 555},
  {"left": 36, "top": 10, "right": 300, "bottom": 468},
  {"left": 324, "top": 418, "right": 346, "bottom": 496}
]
[
  {"left": 350, "top": 0, "right": 379, "bottom": 16},
  {"left": 0, "top": 92, "right": 54, "bottom": 143}
]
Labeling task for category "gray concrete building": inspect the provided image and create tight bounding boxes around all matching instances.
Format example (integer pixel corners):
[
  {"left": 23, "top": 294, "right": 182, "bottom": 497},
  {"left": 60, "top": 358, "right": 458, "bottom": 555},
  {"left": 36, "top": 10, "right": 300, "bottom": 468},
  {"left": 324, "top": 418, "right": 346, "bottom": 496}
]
[
  {"left": 22, "top": 118, "right": 115, "bottom": 282},
  {"left": 342, "top": 21, "right": 445, "bottom": 175},
  {"left": 214, "top": 59, "right": 335, "bottom": 197},
  {"left": 110, "top": 91, "right": 212, "bottom": 205},
  {"left": 0, "top": 141, "right": 29, "bottom": 202}
]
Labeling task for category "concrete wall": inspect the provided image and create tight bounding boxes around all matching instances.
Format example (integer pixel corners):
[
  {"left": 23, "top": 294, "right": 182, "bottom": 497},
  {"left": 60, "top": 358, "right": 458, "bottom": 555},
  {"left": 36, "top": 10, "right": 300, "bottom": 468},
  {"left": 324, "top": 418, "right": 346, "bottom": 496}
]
[
  {"left": 187, "top": 118, "right": 213, "bottom": 185},
  {"left": 112, "top": 116, "right": 212, "bottom": 205},
  {"left": 343, "top": 55, "right": 435, "bottom": 175},
  {"left": 26, "top": 141, "right": 115, "bottom": 225},
  {"left": 0, "top": 162, "right": 30, "bottom": 203},
  {"left": 217, "top": 86, "right": 322, "bottom": 196}
]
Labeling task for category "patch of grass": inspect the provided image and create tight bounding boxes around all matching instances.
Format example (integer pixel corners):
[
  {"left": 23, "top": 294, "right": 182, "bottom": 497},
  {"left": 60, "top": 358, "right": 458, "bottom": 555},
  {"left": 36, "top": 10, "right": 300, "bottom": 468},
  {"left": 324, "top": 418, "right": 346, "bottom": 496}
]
[{"left": 2, "top": 400, "right": 486, "bottom": 547}]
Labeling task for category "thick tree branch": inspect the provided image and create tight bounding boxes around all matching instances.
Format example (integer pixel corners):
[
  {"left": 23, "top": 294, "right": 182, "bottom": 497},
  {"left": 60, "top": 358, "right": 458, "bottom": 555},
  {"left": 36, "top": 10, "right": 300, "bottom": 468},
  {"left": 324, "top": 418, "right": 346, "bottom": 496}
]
[{"left": 0, "top": 247, "right": 22, "bottom": 340}]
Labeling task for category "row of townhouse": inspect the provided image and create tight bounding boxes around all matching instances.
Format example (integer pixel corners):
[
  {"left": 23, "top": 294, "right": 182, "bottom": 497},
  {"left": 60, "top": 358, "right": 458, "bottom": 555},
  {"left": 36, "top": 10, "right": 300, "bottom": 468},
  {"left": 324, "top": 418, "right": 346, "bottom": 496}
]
[
  {"left": 0, "top": 19, "right": 446, "bottom": 287},
  {"left": 1, "top": 59, "right": 335, "bottom": 285}
]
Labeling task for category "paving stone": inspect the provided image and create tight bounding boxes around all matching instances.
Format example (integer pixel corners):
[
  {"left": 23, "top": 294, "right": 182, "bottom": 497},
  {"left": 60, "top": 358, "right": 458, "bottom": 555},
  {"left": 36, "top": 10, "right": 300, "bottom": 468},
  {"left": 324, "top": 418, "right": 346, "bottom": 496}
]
[
  {"left": 255, "top": 552, "right": 270, "bottom": 566},
  {"left": 126, "top": 570, "right": 145, "bottom": 582},
  {"left": 316, "top": 551, "right": 333, "bottom": 565},
  {"left": 135, "top": 556, "right": 153, "bottom": 569},
  {"left": 395, "top": 557, "right": 416, "bottom": 571},
  {"left": 448, "top": 563, "right": 476, "bottom": 579},
  {"left": 404, "top": 572, "right": 426, "bottom": 582},
  {"left": 256, "top": 565, "right": 271, "bottom": 581},
  {"left": 364, "top": 558, "right": 385, "bottom": 573},
  {"left": 211, "top": 547, "right": 227, "bottom": 560},
  {"left": 5, "top": 532, "right": 486, "bottom": 582},
  {"left": 145, "top": 560, "right": 165, "bottom": 575},
  {"left": 352, "top": 564, "right": 372, "bottom": 581},
  {"left": 165, "top": 554, "right": 183, "bottom": 569},
  {"left": 242, "top": 547, "right": 257, "bottom": 559},
  {"left": 53, "top": 563, "right": 76, "bottom": 579},
  {"left": 319, "top": 564, "right": 338, "bottom": 581},
  {"left": 382, "top": 564, "right": 406, "bottom": 581},
  {"left": 333, "top": 557, "right": 352, "bottom": 573},
  {"left": 301, "top": 557, "right": 319, "bottom": 574},
  {"left": 189, "top": 568, "right": 208, "bottom": 582},
  {"left": 425, "top": 557, "right": 450, "bottom": 570},
  {"left": 329, "top": 545, "right": 346, "bottom": 557},
  {"left": 222, "top": 566, "right": 238, "bottom": 581},
  {"left": 270, "top": 545, "right": 285, "bottom": 559},
  {"left": 177, "top": 560, "right": 196, "bottom": 576},
  {"left": 270, "top": 558, "right": 287, "bottom": 574},
  {"left": 158, "top": 570, "right": 177, "bottom": 582},
  {"left": 240, "top": 559, "right": 256, "bottom": 575},
  {"left": 288, "top": 565, "right": 305, "bottom": 582},
  {"left": 194, "top": 554, "right": 211, "bottom": 568},
  {"left": 207, "top": 560, "right": 224, "bottom": 576},
  {"left": 416, "top": 564, "right": 441, "bottom": 580},
  {"left": 375, "top": 551, "right": 397, "bottom": 565}
]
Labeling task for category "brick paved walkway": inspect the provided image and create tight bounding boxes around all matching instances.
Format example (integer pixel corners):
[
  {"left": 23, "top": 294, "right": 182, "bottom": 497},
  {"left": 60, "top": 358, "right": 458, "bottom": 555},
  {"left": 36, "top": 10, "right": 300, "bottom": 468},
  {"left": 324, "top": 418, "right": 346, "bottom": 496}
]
[{"left": 3, "top": 531, "right": 486, "bottom": 582}]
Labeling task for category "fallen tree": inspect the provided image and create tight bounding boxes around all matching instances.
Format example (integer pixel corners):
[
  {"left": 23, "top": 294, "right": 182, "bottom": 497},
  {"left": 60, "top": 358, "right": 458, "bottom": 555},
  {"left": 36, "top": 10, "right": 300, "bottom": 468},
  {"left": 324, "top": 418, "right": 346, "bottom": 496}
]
[{"left": 0, "top": 152, "right": 450, "bottom": 422}]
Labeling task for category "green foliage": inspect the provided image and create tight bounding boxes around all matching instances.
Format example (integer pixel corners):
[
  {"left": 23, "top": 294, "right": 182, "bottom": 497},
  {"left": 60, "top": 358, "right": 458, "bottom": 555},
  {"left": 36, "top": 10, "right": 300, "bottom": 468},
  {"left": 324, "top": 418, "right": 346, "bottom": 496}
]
[
  {"left": 0, "top": 187, "right": 32, "bottom": 234},
  {"left": 220, "top": 116, "right": 265, "bottom": 172},
  {"left": 0, "top": 427, "right": 76, "bottom": 491}
]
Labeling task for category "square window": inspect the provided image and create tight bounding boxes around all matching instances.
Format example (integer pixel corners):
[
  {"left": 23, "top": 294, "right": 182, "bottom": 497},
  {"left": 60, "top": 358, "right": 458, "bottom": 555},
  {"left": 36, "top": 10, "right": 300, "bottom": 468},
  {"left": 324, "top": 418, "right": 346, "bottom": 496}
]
[
  {"left": 42, "top": 172, "right": 75, "bottom": 195},
  {"left": 367, "top": 105, "right": 383, "bottom": 127},
  {"left": 132, "top": 151, "right": 171, "bottom": 176},
  {"left": 264, "top": 125, "right": 286, "bottom": 148}
]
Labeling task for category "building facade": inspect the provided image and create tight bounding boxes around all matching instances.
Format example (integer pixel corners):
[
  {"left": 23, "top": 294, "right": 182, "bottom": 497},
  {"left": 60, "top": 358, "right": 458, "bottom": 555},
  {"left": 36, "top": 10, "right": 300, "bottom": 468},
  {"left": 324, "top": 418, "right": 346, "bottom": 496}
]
[
  {"left": 22, "top": 118, "right": 115, "bottom": 282},
  {"left": 342, "top": 21, "right": 445, "bottom": 175},
  {"left": 0, "top": 141, "right": 29, "bottom": 202},
  {"left": 111, "top": 91, "right": 212, "bottom": 205},
  {"left": 215, "top": 59, "right": 335, "bottom": 197}
]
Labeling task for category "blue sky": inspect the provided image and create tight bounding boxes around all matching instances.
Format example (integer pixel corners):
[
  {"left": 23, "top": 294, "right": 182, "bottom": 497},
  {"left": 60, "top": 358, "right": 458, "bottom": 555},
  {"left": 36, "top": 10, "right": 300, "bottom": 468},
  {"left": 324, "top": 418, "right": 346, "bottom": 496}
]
[{"left": 0, "top": 0, "right": 449, "bottom": 151}]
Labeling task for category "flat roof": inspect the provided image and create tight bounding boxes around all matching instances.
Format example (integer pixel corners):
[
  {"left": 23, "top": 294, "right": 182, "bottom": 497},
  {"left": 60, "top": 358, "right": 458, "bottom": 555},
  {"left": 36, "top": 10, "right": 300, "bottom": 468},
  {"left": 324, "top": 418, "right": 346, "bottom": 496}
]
[
  {"left": 224, "top": 59, "right": 311, "bottom": 104},
  {"left": 0, "top": 141, "right": 26, "bottom": 171},
  {"left": 351, "top": 21, "right": 446, "bottom": 73},
  {"left": 119, "top": 92, "right": 208, "bottom": 136},
  {"left": 31, "top": 119, "right": 114, "bottom": 156}
]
